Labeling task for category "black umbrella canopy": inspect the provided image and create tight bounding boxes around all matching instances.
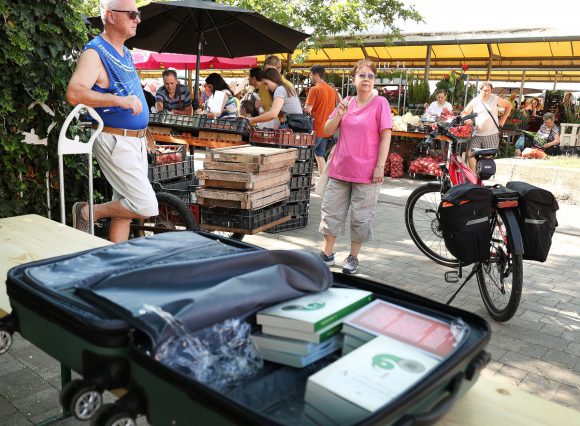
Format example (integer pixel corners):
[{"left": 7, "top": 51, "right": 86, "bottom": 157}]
[{"left": 125, "top": 0, "right": 309, "bottom": 57}]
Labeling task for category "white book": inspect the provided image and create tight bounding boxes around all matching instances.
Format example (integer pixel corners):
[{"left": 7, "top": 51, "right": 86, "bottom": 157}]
[
  {"left": 251, "top": 332, "right": 341, "bottom": 356},
  {"left": 257, "top": 288, "right": 373, "bottom": 333},
  {"left": 342, "top": 299, "right": 461, "bottom": 359},
  {"left": 341, "top": 342, "right": 357, "bottom": 356},
  {"left": 343, "top": 332, "right": 367, "bottom": 349},
  {"left": 306, "top": 335, "right": 440, "bottom": 424},
  {"left": 258, "top": 336, "right": 341, "bottom": 368},
  {"left": 261, "top": 320, "right": 342, "bottom": 344}
]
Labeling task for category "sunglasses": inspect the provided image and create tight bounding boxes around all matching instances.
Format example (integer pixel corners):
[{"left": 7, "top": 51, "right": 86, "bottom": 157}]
[
  {"left": 111, "top": 9, "right": 141, "bottom": 20},
  {"left": 357, "top": 73, "right": 375, "bottom": 80}
]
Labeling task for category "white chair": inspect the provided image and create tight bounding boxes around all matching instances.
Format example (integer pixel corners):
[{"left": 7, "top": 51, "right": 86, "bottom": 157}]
[
  {"left": 58, "top": 104, "right": 104, "bottom": 234},
  {"left": 560, "top": 123, "right": 579, "bottom": 148}
]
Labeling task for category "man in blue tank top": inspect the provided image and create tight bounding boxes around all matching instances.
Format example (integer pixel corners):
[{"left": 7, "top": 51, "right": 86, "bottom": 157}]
[{"left": 66, "top": 0, "right": 158, "bottom": 242}]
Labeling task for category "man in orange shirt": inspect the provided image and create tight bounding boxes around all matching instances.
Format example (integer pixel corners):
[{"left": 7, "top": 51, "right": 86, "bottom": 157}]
[{"left": 305, "top": 65, "right": 340, "bottom": 175}]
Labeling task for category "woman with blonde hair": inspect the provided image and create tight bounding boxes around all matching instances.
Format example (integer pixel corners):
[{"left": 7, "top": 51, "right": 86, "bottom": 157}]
[{"left": 318, "top": 58, "right": 392, "bottom": 274}]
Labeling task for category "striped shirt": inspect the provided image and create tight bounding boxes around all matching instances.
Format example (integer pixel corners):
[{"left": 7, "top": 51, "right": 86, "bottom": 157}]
[{"left": 155, "top": 83, "right": 192, "bottom": 111}]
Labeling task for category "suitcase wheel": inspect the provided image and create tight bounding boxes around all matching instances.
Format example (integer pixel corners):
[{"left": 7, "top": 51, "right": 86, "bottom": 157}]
[
  {"left": 0, "top": 329, "right": 13, "bottom": 354},
  {"left": 91, "top": 403, "right": 136, "bottom": 426},
  {"left": 60, "top": 379, "right": 103, "bottom": 421}
]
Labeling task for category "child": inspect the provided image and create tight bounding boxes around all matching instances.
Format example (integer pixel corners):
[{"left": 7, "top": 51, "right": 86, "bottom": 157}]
[{"left": 240, "top": 100, "right": 258, "bottom": 118}]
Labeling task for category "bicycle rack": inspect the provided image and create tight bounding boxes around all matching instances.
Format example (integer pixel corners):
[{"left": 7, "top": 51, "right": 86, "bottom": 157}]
[{"left": 58, "top": 104, "right": 104, "bottom": 235}]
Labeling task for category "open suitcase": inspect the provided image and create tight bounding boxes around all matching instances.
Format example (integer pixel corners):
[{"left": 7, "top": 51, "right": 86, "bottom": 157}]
[{"left": 1, "top": 231, "right": 491, "bottom": 426}]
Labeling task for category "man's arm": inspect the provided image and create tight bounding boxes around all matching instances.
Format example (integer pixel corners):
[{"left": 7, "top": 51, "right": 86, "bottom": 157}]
[
  {"left": 304, "top": 87, "right": 316, "bottom": 114},
  {"left": 497, "top": 97, "right": 512, "bottom": 127},
  {"left": 171, "top": 86, "right": 193, "bottom": 115},
  {"left": 66, "top": 49, "right": 142, "bottom": 115}
]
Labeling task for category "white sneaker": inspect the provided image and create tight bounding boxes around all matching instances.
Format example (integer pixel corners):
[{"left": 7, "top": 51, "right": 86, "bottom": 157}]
[{"left": 342, "top": 255, "right": 359, "bottom": 274}]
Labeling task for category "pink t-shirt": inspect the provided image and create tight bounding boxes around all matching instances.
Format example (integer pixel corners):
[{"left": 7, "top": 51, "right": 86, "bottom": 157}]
[{"left": 329, "top": 96, "right": 392, "bottom": 183}]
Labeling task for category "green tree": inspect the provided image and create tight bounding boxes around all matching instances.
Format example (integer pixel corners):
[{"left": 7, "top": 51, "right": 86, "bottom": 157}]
[
  {"left": 82, "top": 0, "right": 422, "bottom": 56},
  {"left": 0, "top": 0, "right": 91, "bottom": 218}
]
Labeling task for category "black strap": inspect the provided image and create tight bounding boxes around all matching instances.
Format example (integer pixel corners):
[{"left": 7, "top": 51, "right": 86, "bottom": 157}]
[{"left": 480, "top": 98, "right": 501, "bottom": 131}]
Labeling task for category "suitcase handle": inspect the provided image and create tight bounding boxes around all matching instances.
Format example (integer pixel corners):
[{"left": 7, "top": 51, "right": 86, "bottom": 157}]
[{"left": 396, "top": 372, "right": 464, "bottom": 426}]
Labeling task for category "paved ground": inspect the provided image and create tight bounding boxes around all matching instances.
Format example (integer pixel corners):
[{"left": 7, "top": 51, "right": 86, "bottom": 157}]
[{"left": 1, "top": 176, "right": 579, "bottom": 425}]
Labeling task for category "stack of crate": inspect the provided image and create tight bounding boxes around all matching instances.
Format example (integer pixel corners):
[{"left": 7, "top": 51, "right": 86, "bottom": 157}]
[
  {"left": 195, "top": 145, "right": 297, "bottom": 235},
  {"left": 249, "top": 128, "right": 315, "bottom": 233}
]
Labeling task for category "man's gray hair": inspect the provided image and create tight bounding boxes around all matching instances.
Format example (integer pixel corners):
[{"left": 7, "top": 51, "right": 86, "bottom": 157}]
[
  {"left": 543, "top": 112, "right": 555, "bottom": 122},
  {"left": 100, "top": 0, "right": 123, "bottom": 23}
]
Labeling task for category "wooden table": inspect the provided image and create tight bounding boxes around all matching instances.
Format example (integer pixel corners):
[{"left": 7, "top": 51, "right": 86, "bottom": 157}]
[
  {"left": 152, "top": 132, "right": 245, "bottom": 149},
  {"left": 0, "top": 214, "right": 111, "bottom": 315},
  {"left": 1, "top": 215, "right": 579, "bottom": 425}
]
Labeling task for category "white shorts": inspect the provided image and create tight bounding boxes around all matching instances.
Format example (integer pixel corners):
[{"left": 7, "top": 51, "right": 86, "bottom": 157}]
[
  {"left": 319, "top": 178, "right": 381, "bottom": 243},
  {"left": 93, "top": 132, "right": 158, "bottom": 217}
]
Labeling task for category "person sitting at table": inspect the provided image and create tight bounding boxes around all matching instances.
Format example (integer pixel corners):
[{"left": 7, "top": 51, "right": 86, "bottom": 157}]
[
  {"left": 514, "top": 112, "right": 560, "bottom": 156},
  {"left": 424, "top": 90, "right": 452, "bottom": 118},
  {"left": 247, "top": 68, "right": 302, "bottom": 128},
  {"left": 203, "top": 73, "right": 238, "bottom": 119},
  {"left": 154, "top": 69, "right": 193, "bottom": 115}
]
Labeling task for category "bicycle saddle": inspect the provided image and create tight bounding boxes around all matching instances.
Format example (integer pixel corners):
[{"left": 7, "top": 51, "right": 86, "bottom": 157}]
[{"left": 470, "top": 148, "right": 498, "bottom": 158}]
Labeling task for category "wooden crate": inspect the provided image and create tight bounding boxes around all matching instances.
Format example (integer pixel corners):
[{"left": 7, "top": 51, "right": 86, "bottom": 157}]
[
  {"left": 199, "top": 131, "right": 243, "bottom": 142},
  {"left": 207, "top": 145, "right": 297, "bottom": 165},
  {"left": 196, "top": 168, "right": 291, "bottom": 191},
  {"left": 196, "top": 184, "right": 290, "bottom": 209},
  {"left": 203, "top": 158, "right": 294, "bottom": 173}
]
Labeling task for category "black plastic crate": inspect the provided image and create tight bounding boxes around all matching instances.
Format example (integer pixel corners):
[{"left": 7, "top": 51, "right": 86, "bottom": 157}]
[
  {"left": 148, "top": 156, "right": 195, "bottom": 182},
  {"left": 198, "top": 116, "right": 249, "bottom": 136},
  {"left": 149, "top": 113, "right": 201, "bottom": 132},
  {"left": 289, "top": 187, "right": 311, "bottom": 203},
  {"left": 200, "top": 201, "right": 288, "bottom": 231},
  {"left": 291, "top": 161, "right": 314, "bottom": 175},
  {"left": 150, "top": 145, "right": 186, "bottom": 166},
  {"left": 154, "top": 177, "right": 198, "bottom": 205},
  {"left": 253, "top": 143, "right": 314, "bottom": 162},
  {"left": 265, "top": 214, "right": 309, "bottom": 233},
  {"left": 289, "top": 174, "right": 312, "bottom": 189},
  {"left": 287, "top": 201, "right": 309, "bottom": 218}
]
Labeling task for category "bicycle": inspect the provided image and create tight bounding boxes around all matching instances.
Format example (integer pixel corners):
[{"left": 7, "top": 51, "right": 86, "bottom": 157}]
[{"left": 404, "top": 113, "right": 524, "bottom": 322}]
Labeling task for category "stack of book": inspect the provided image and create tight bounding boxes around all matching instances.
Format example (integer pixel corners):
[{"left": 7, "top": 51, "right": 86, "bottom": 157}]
[
  {"left": 303, "top": 299, "right": 463, "bottom": 425},
  {"left": 251, "top": 288, "right": 373, "bottom": 368}
]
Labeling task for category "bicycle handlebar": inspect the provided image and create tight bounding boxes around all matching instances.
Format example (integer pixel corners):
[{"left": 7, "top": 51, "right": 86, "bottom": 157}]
[{"left": 421, "top": 112, "right": 479, "bottom": 149}]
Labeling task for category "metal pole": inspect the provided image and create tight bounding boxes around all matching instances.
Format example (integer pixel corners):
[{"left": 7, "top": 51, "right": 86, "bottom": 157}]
[
  {"left": 463, "top": 74, "right": 470, "bottom": 107},
  {"left": 193, "top": 36, "right": 202, "bottom": 110},
  {"left": 341, "top": 69, "right": 345, "bottom": 98},
  {"left": 519, "top": 70, "right": 526, "bottom": 104},
  {"left": 424, "top": 45, "right": 431, "bottom": 83},
  {"left": 397, "top": 72, "right": 403, "bottom": 110},
  {"left": 553, "top": 71, "right": 559, "bottom": 91},
  {"left": 402, "top": 69, "right": 409, "bottom": 114}
]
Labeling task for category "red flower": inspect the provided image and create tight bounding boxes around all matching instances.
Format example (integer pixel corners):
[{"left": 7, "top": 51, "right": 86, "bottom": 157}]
[
  {"left": 443, "top": 74, "right": 450, "bottom": 80},
  {"left": 461, "top": 63, "right": 469, "bottom": 72}
]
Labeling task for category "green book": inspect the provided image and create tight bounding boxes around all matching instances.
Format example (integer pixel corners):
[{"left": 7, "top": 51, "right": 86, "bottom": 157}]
[
  {"left": 257, "top": 288, "right": 373, "bottom": 332},
  {"left": 261, "top": 320, "right": 342, "bottom": 344},
  {"left": 251, "top": 332, "right": 341, "bottom": 356}
]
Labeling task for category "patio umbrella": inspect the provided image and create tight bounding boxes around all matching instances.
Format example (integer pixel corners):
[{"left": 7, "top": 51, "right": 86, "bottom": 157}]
[{"left": 116, "top": 0, "right": 309, "bottom": 106}]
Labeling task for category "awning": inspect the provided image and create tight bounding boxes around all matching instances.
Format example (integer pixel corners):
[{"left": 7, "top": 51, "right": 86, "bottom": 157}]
[
  {"left": 257, "top": 28, "right": 580, "bottom": 82},
  {"left": 132, "top": 49, "right": 257, "bottom": 70}
]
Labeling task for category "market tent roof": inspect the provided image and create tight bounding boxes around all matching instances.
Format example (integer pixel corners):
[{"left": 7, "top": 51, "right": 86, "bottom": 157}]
[
  {"left": 132, "top": 49, "right": 257, "bottom": 70},
  {"left": 257, "top": 28, "right": 580, "bottom": 82}
]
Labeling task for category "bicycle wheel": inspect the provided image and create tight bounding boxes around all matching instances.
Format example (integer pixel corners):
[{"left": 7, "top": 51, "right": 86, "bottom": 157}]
[
  {"left": 405, "top": 184, "right": 459, "bottom": 268},
  {"left": 130, "top": 192, "right": 198, "bottom": 238},
  {"left": 477, "top": 209, "right": 523, "bottom": 322}
]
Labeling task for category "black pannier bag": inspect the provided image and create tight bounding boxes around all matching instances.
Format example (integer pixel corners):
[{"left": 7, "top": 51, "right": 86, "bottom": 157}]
[
  {"left": 506, "top": 181, "right": 559, "bottom": 262},
  {"left": 438, "top": 183, "right": 493, "bottom": 265},
  {"left": 285, "top": 113, "right": 314, "bottom": 133},
  {"left": 476, "top": 158, "right": 496, "bottom": 180}
]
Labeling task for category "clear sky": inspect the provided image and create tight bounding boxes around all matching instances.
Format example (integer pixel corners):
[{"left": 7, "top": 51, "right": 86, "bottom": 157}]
[{"left": 399, "top": 0, "right": 580, "bottom": 33}]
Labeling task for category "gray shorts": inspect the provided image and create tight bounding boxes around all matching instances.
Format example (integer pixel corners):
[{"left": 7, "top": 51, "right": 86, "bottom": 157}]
[
  {"left": 319, "top": 178, "right": 381, "bottom": 242},
  {"left": 469, "top": 133, "right": 500, "bottom": 150},
  {"left": 93, "top": 132, "right": 158, "bottom": 217}
]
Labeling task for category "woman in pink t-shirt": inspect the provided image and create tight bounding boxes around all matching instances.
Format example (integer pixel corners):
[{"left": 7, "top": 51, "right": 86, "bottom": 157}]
[{"left": 318, "top": 59, "right": 392, "bottom": 274}]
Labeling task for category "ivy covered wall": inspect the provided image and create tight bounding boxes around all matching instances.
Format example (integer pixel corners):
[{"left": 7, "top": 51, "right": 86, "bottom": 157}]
[{"left": 0, "top": 0, "right": 91, "bottom": 218}]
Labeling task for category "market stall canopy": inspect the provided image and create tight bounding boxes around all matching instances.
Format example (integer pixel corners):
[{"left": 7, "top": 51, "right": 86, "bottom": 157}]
[
  {"left": 259, "top": 28, "right": 580, "bottom": 82},
  {"left": 132, "top": 50, "right": 257, "bottom": 70}
]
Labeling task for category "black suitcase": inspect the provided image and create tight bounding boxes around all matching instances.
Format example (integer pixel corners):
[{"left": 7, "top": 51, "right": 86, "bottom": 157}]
[
  {"left": 506, "top": 181, "right": 559, "bottom": 262},
  {"left": 2, "top": 232, "right": 491, "bottom": 426},
  {"left": 438, "top": 183, "right": 493, "bottom": 265}
]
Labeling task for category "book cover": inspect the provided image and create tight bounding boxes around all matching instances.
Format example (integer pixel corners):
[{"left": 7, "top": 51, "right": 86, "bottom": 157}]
[
  {"left": 251, "top": 332, "right": 341, "bottom": 356},
  {"left": 342, "top": 299, "right": 460, "bottom": 359},
  {"left": 261, "top": 320, "right": 342, "bottom": 344},
  {"left": 259, "top": 336, "right": 342, "bottom": 368},
  {"left": 306, "top": 335, "right": 440, "bottom": 416},
  {"left": 257, "top": 288, "right": 373, "bottom": 332}
]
